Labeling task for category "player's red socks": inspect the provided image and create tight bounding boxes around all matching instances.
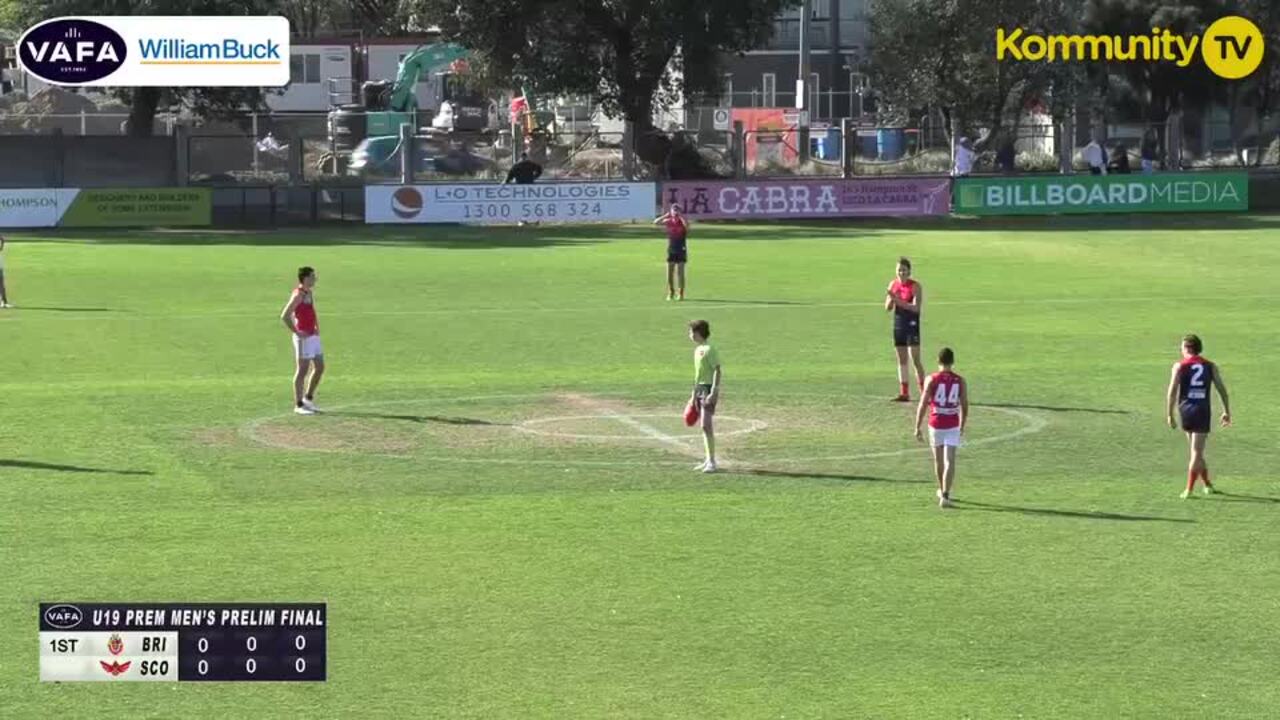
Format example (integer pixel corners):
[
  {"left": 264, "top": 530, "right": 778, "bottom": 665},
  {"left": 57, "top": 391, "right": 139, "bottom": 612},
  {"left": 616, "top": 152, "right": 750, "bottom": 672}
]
[{"left": 899, "top": 382, "right": 909, "bottom": 397}]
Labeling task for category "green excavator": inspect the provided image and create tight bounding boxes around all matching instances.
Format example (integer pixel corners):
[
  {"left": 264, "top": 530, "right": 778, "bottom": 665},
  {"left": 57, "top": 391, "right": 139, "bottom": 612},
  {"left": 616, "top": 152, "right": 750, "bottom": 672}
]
[{"left": 333, "top": 42, "right": 492, "bottom": 175}]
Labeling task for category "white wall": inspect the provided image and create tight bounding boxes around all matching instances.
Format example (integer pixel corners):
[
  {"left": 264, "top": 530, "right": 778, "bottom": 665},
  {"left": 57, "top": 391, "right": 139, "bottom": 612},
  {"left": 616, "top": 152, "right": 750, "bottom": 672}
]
[
  {"left": 266, "top": 45, "right": 353, "bottom": 112},
  {"left": 366, "top": 44, "right": 438, "bottom": 113}
]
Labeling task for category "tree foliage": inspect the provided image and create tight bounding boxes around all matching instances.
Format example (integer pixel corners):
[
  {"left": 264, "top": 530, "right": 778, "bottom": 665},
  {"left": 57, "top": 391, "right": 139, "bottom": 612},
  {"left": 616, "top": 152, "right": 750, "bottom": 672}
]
[
  {"left": 415, "top": 0, "right": 797, "bottom": 164},
  {"left": 869, "top": 0, "right": 1279, "bottom": 157}
]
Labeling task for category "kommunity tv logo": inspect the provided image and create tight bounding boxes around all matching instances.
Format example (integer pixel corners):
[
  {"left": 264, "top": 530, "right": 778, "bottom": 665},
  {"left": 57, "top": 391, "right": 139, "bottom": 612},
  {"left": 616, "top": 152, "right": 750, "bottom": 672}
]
[{"left": 996, "top": 15, "right": 1265, "bottom": 80}]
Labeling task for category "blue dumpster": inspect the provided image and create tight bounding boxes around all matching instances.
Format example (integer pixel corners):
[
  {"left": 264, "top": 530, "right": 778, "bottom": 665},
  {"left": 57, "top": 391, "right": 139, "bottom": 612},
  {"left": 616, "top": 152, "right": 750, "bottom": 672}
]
[
  {"left": 877, "top": 128, "right": 906, "bottom": 160},
  {"left": 857, "top": 130, "right": 878, "bottom": 158}
]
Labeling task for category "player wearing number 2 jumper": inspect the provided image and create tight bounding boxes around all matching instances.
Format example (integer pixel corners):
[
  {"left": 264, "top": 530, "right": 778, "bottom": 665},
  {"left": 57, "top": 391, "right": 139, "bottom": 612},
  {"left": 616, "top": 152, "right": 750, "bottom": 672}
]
[
  {"left": 914, "top": 347, "right": 967, "bottom": 508},
  {"left": 1166, "top": 334, "right": 1231, "bottom": 499}
]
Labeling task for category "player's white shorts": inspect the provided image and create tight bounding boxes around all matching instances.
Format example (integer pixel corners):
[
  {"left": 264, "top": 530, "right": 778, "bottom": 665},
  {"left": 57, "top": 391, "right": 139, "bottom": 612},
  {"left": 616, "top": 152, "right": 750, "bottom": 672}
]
[
  {"left": 292, "top": 334, "right": 323, "bottom": 360},
  {"left": 929, "top": 427, "right": 961, "bottom": 448}
]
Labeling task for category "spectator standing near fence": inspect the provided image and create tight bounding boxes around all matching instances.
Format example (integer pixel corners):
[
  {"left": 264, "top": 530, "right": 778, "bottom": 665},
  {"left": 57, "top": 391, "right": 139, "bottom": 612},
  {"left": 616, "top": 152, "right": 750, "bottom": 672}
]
[
  {"left": 1084, "top": 139, "right": 1108, "bottom": 175},
  {"left": 1110, "top": 144, "right": 1131, "bottom": 174},
  {"left": 1140, "top": 132, "right": 1158, "bottom": 173},
  {"left": 996, "top": 140, "right": 1016, "bottom": 174},
  {"left": 506, "top": 153, "right": 544, "bottom": 227},
  {"left": 0, "top": 234, "right": 11, "bottom": 308},
  {"left": 952, "top": 137, "right": 975, "bottom": 178}
]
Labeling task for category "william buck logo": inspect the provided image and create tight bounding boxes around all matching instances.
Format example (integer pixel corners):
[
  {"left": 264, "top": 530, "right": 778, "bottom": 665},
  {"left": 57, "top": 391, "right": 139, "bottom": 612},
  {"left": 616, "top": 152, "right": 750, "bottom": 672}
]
[
  {"left": 16, "top": 16, "right": 289, "bottom": 87},
  {"left": 997, "top": 15, "right": 1264, "bottom": 80}
]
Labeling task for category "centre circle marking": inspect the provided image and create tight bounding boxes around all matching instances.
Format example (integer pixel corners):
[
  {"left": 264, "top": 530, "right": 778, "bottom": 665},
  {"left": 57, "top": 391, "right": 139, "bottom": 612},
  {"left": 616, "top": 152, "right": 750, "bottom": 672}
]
[{"left": 240, "top": 391, "right": 1050, "bottom": 467}]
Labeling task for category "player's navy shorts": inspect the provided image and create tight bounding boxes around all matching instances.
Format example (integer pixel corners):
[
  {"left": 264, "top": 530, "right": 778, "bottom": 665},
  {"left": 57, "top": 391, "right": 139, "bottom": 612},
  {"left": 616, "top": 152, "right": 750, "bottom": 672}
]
[
  {"left": 893, "top": 318, "right": 920, "bottom": 347},
  {"left": 667, "top": 240, "right": 687, "bottom": 264},
  {"left": 1179, "top": 403, "right": 1211, "bottom": 434},
  {"left": 694, "top": 383, "right": 716, "bottom": 411}
]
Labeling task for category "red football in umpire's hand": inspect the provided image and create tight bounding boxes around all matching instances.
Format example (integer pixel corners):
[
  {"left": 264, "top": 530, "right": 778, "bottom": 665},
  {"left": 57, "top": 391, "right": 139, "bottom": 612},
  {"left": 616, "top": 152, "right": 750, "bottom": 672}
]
[{"left": 684, "top": 400, "right": 701, "bottom": 427}]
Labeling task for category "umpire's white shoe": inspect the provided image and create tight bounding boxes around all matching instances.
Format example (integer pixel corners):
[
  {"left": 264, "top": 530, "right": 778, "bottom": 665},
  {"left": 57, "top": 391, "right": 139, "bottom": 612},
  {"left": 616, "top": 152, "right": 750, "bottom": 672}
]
[
  {"left": 301, "top": 398, "right": 322, "bottom": 413},
  {"left": 294, "top": 405, "right": 316, "bottom": 416}
]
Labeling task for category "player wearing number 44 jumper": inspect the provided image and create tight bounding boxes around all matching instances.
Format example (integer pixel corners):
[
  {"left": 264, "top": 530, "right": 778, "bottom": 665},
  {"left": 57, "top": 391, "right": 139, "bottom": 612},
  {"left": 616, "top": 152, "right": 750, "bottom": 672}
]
[
  {"left": 914, "top": 347, "right": 967, "bottom": 508},
  {"left": 1166, "top": 334, "right": 1231, "bottom": 499}
]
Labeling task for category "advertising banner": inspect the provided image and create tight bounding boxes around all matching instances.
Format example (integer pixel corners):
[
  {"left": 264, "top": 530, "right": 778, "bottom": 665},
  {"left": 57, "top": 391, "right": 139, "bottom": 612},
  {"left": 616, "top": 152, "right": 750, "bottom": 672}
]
[
  {"left": 953, "top": 173, "right": 1248, "bottom": 215},
  {"left": 0, "top": 188, "right": 211, "bottom": 228},
  {"left": 60, "top": 188, "right": 212, "bottom": 227},
  {"left": 0, "top": 189, "right": 79, "bottom": 227},
  {"left": 659, "top": 178, "right": 952, "bottom": 219},
  {"left": 366, "top": 183, "right": 656, "bottom": 224}
]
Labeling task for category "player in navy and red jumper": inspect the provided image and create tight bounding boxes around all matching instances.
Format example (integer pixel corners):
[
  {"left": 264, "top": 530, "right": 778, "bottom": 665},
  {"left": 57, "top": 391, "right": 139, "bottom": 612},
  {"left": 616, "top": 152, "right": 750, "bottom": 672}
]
[
  {"left": 914, "top": 347, "right": 967, "bottom": 508},
  {"left": 653, "top": 204, "right": 689, "bottom": 301},
  {"left": 885, "top": 257, "right": 925, "bottom": 401},
  {"left": 1166, "top": 334, "right": 1232, "bottom": 498}
]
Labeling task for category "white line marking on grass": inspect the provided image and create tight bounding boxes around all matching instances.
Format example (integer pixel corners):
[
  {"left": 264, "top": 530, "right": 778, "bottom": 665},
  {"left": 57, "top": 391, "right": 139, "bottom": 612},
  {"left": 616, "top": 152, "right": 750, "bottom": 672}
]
[
  {"left": 16, "top": 294, "right": 1280, "bottom": 322},
  {"left": 559, "top": 393, "right": 703, "bottom": 459},
  {"left": 513, "top": 413, "right": 768, "bottom": 441},
  {"left": 239, "top": 392, "right": 1049, "bottom": 469}
]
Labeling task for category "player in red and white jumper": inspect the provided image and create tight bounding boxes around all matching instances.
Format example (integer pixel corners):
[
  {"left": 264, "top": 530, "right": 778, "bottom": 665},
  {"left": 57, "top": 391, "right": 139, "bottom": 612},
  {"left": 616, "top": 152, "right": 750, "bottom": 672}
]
[
  {"left": 914, "top": 347, "right": 968, "bottom": 508},
  {"left": 885, "top": 257, "right": 925, "bottom": 401},
  {"left": 280, "top": 266, "right": 325, "bottom": 415}
]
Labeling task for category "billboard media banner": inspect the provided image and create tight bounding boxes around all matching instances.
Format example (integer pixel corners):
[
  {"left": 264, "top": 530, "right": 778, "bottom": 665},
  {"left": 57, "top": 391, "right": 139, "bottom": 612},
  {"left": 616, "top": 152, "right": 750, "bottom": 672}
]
[
  {"left": 659, "top": 178, "right": 952, "bottom": 219},
  {"left": 366, "top": 183, "right": 657, "bottom": 224},
  {"left": 0, "top": 189, "right": 80, "bottom": 227},
  {"left": 954, "top": 172, "right": 1248, "bottom": 215},
  {"left": 0, "top": 188, "right": 211, "bottom": 228},
  {"left": 17, "top": 16, "right": 289, "bottom": 87}
]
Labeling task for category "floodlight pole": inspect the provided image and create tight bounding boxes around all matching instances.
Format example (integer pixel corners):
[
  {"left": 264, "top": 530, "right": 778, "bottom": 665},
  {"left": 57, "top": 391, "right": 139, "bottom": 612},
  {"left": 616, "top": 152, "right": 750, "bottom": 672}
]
[{"left": 797, "top": 0, "right": 811, "bottom": 163}]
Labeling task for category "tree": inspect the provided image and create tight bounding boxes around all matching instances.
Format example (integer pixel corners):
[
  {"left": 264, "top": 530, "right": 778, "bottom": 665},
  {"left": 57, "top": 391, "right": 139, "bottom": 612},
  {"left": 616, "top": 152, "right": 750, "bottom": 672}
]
[
  {"left": 7, "top": 0, "right": 275, "bottom": 136},
  {"left": 868, "top": 0, "right": 1054, "bottom": 149},
  {"left": 414, "top": 0, "right": 797, "bottom": 168}
]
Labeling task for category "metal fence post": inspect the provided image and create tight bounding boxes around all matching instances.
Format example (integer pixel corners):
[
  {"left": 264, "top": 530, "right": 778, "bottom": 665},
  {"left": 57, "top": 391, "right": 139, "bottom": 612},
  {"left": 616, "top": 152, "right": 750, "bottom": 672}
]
[
  {"left": 733, "top": 120, "right": 745, "bottom": 179},
  {"left": 840, "top": 117, "right": 852, "bottom": 179},
  {"left": 252, "top": 112, "right": 259, "bottom": 175},
  {"left": 399, "top": 122, "right": 414, "bottom": 184},
  {"left": 174, "top": 124, "right": 190, "bottom": 186}
]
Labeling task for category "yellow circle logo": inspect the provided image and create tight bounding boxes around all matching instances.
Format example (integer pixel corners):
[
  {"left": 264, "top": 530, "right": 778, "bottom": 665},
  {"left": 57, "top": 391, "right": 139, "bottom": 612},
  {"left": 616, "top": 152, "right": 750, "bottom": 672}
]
[{"left": 1201, "top": 16, "right": 1264, "bottom": 79}]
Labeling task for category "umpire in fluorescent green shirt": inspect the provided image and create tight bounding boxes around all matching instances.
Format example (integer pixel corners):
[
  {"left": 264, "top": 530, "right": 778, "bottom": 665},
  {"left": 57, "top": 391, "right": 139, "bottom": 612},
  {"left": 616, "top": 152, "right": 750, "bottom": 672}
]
[{"left": 688, "top": 319, "right": 722, "bottom": 473}]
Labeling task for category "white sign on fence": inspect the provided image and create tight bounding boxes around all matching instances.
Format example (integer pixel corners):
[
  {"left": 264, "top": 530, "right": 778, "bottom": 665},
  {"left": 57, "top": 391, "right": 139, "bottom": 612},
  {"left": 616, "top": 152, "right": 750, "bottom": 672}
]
[
  {"left": 365, "top": 183, "right": 657, "bottom": 224},
  {"left": 713, "top": 108, "right": 731, "bottom": 131},
  {"left": 0, "top": 189, "right": 80, "bottom": 227}
]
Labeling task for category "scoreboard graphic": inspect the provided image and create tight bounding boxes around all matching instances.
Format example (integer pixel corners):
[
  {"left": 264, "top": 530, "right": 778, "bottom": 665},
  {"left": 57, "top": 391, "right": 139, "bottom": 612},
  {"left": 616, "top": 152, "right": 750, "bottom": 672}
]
[{"left": 39, "top": 603, "right": 326, "bottom": 682}]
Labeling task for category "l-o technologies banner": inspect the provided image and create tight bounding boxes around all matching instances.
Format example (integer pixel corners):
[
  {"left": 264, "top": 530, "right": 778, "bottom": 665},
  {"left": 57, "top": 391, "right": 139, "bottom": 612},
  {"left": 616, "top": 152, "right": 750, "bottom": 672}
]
[
  {"left": 0, "top": 188, "right": 211, "bottom": 227},
  {"left": 954, "top": 172, "right": 1248, "bottom": 215},
  {"left": 659, "top": 178, "right": 952, "bottom": 219},
  {"left": 365, "top": 183, "right": 657, "bottom": 224}
]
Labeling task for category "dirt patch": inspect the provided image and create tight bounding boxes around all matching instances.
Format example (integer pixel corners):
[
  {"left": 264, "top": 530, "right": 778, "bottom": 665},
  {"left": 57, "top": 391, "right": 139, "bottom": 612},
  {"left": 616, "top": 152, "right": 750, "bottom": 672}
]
[
  {"left": 253, "top": 416, "right": 421, "bottom": 454},
  {"left": 190, "top": 427, "right": 241, "bottom": 448}
]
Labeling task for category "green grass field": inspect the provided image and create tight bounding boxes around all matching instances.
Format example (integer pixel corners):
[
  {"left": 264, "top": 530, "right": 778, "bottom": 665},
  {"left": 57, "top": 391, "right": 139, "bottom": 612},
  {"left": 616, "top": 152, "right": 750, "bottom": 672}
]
[{"left": 4, "top": 214, "right": 1280, "bottom": 718}]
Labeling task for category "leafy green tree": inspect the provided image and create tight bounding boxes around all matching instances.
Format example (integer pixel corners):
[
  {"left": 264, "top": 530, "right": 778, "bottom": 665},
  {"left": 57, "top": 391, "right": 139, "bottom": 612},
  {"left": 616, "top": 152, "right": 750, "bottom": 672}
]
[{"left": 414, "top": 0, "right": 798, "bottom": 166}]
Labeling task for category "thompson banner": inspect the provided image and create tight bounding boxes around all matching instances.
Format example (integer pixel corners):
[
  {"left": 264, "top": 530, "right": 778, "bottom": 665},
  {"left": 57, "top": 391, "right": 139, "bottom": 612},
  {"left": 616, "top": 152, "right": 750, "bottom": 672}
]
[
  {"left": 366, "top": 183, "right": 656, "bottom": 224},
  {"left": 659, "top": 178, "right": 952, "bottom": 219},
  {"left": 60, "top": 188, "right": 211, "bottom": 227},
  {"left": 0, "top": 188, "right": 210, "bottom": 228},
  {"left": 0, "top": 189, "right": 80, "bottom": 227},
  {"left": 954, "top": 172, "right": 1248, "bottom": 215}
]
